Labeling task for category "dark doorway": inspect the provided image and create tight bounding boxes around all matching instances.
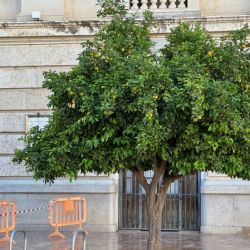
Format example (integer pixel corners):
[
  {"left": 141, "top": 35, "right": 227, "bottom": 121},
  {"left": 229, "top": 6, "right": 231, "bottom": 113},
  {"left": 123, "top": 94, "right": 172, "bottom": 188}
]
[{"left": 119, "top": 171, "right": 200, "bottom": 231}]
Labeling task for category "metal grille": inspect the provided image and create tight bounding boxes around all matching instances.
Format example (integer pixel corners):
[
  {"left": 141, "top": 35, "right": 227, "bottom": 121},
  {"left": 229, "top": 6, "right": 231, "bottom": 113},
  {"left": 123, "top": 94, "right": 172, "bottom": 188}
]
[{"left": 119, "top": 171, "right": 200, "bottom": 231}]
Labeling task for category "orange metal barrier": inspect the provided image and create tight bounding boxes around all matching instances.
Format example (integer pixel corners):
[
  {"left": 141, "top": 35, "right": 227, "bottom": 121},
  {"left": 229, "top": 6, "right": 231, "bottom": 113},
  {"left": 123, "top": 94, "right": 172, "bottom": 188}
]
[
  {"left": 48, "top": 196, "right": 87, "bottom": 239},
  {"left": 0, "top": 201, "right": 16, "bottom": 244}
]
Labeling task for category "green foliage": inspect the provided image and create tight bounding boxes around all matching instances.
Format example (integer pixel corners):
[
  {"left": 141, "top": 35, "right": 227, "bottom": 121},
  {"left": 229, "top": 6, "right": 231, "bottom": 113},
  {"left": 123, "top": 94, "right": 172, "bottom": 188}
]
[
  {"left": 13, "top": 2, "right": 250, "bottom": 183},
  {"left": 97, "top": 0, "right": 127, "bottom": 17}
]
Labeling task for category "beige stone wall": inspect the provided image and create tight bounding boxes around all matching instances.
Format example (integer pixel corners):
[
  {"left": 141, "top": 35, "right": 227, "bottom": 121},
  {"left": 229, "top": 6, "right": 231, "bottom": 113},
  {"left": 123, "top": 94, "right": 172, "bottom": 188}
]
[
  {"left": 1, "top": 14, "right": 250, "bottom": 233},
  {"left": 0, "top": 177, "right": 119, "bottom": 232},
  {"left": 201, "top": 177, "right": 250, "bottom": 234},
  {"left": 64, "top": 0, "right": 99, "bottom": 20},
  {"left": 0, "top": 0, "right": 20, "bottom": 21},
  {"left": 0, "top": 21, "right": 118, "bottom": 232},
  {"left": 1, "top": 16, "right": 248, "bottom": 162},
  {"left": 200, "top": 0, "right": 250, "bottom": 16},
  {"left": 16, "top": 0, "right": 65, "bottom": 21}
]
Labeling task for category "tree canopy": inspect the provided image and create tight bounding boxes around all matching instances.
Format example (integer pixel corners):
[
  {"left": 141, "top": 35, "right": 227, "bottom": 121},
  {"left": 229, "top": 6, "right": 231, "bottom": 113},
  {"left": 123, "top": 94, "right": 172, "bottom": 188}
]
[{"left": 14, "top": 2, "right": 250, "bottom": 185}]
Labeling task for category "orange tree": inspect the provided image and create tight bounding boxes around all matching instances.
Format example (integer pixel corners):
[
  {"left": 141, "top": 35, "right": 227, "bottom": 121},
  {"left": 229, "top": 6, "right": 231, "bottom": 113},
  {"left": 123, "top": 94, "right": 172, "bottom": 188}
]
[{"left": 14, "top": 1, "right": 250, "bottom": 249}]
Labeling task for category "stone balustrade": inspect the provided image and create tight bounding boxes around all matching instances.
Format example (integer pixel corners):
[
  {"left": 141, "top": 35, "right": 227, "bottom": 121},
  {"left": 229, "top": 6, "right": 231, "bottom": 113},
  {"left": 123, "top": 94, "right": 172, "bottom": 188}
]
[
  {"left": 128, "top": 0, "right": 187, "bottom": 11},
  {"left": 0, "top": 0, "right": 249, "bottom": 22},
  {"left": 126, "top": 0, "right": 200, "bottom": 18}
]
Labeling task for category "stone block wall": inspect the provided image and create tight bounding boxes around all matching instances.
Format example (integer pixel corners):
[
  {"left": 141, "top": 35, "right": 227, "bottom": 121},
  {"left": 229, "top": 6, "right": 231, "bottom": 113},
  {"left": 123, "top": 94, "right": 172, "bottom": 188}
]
[
  {"left": 201, "top": 176, "right": 250, "bottom": 234},
  {"left": 1, "top": 177, "right": 118, "bottom": 232},
  {"left": 0, "top": 21, "right": 118, "bottom": 232},
  {"left": 200, "top": 0, "right": 250, "bottom": 16}
]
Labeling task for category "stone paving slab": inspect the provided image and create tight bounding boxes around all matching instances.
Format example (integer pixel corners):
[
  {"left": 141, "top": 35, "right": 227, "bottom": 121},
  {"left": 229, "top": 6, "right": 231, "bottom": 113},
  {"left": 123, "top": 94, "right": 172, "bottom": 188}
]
[{"left": 1, "top": 231, "right": 250, "bottom": 250}]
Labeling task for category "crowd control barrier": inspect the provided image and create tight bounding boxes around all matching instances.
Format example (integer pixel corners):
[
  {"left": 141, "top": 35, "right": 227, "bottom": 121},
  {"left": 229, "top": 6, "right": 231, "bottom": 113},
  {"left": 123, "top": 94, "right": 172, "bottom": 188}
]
[
  {"left": 0, "top": 200, "right": 16, "bottom": 244},
  {"left": 48, "top": 196, "right": 87, "bottom": 239},
  {"left": 0, "top": 201, "right": 27, "bottom": 250}
]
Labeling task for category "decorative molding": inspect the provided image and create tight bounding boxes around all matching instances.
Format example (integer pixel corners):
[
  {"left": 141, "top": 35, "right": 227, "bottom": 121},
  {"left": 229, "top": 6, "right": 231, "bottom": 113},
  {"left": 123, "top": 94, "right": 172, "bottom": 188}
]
[
  {"left": 0, "top": 178, "right": 118, "bottom": 193},
  {"left": 0, "top": 15, "right": 249, "bottom": 45}
]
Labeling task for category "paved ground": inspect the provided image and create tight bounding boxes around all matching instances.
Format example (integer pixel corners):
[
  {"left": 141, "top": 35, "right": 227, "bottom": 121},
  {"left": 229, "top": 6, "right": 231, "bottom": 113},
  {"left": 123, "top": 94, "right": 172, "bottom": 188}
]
[{"left": 1, "top": 231, "right": 250, "bottom": 250}]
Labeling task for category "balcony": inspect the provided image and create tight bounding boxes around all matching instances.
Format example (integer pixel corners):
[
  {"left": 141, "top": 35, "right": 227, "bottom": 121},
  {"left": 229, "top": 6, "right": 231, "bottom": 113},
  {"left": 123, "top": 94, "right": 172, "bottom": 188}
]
[
  {"left": 126, "top": 0, "right": 200, "bottom": 18},
  {"left": 0, "top": 0, "right": 250, "bottom": 22}
]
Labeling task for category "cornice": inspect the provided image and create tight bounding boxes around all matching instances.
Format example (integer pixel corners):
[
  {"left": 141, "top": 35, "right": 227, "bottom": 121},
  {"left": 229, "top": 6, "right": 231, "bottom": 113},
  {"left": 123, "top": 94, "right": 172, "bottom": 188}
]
[{"left": 0, "top": 15, "right": 249, "bottom": 44}]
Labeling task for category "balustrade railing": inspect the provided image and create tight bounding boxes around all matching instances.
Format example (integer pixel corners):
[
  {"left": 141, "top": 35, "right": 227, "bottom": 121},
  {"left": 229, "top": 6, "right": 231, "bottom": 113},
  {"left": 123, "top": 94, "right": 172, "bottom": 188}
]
[
  {"left": 0, "top": 0, "right": 200, "bottom": 22},
  {"left": 127, "top": 0, "right": 188, "bottom": 11}
]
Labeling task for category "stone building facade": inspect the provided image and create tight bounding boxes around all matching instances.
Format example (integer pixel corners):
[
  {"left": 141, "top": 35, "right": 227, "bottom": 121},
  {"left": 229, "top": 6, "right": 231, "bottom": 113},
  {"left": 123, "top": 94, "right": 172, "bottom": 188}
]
[{"left": 0, "top": 0, "right": 250, "bottom": 234}]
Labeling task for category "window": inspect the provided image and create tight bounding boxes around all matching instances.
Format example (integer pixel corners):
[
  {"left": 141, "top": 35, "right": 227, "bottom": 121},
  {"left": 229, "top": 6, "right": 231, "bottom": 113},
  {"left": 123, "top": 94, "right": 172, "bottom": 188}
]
[{"left": 25, "top": 115, "right": 50, "bottom": 133}]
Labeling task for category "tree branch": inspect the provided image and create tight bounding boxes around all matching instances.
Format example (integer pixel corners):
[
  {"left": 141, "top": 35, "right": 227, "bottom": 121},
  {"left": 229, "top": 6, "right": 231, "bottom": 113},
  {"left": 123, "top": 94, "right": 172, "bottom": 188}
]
[
  {"left": 169, "top": 170, "right": 197, "bottom": 180},
  {"left": 152, "top": 157, "right": 158, "bottom": 172},
  {"left": 159, "top": 177, "right": 171, "bottom": 197},
  {"left": 159, "top": 170, "right": 197, "bottom": 199},
  {"left": 159, "top": 171, "right": 187, "bottom": 202},
  {"left": 150, "top": 160, "right": 166, "bottom": 193},
  {"left": 134, "top": 168, "right": 149, "bottom": 193}
]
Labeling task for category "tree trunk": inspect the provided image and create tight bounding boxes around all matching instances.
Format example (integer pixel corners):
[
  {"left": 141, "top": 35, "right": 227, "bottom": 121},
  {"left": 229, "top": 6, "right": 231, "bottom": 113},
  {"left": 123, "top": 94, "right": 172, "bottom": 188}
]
[
  {"left": 145, "top": 178, "right": 168, "bottom": 250},
  {"left": 147, "top": 197, "right": 164, "bottom": 250},
  {"left": 134, "top": 162, "right": 174, "bottom": 250}
]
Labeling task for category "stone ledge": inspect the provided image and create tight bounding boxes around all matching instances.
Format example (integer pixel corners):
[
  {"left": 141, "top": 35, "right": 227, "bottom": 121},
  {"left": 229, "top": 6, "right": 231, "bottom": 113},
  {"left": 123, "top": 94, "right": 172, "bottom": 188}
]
[
  {"left": 0, "top": 15, "right": 250, "bottom": 39},
  {"left": 200, "top": 225, "right": 242, "bottom": 234},
  {"left": 17, "top": 15, "right": 65, "bottom": 22},
  {"left": 200, "top": 225, "right": 242, "bottom": 235},
  {"left": 0, "top": 178, "right": 117, "bottom": 194},
  {"left": 201, "top": 181, "right": 250, "bottom": 194}
]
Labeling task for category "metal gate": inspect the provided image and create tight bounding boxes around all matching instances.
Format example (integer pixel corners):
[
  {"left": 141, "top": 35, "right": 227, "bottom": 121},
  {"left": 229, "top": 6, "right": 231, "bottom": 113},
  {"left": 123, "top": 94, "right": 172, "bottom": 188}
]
[{"left": 119, "top": 171, "right": 200, "bottom": 231}]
